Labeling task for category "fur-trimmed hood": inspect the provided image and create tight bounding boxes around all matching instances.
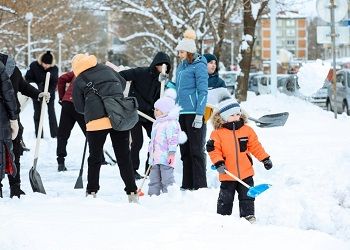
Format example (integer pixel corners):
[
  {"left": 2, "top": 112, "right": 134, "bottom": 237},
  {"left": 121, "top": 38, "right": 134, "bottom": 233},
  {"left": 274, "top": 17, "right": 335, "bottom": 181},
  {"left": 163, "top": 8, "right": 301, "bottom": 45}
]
[
  {"left": 37, "top": 51, "right": 56, "bottom": 67},
  {"left": 212, "top": 109, "right": 249, "bottom": 130}
]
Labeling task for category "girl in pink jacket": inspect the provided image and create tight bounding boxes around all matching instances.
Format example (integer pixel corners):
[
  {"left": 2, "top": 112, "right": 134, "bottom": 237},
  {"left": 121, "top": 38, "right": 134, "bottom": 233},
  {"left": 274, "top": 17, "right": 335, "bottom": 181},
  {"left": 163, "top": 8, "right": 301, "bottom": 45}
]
[{"left": 148, "top": 89, "right": 186, "bottom": 196}]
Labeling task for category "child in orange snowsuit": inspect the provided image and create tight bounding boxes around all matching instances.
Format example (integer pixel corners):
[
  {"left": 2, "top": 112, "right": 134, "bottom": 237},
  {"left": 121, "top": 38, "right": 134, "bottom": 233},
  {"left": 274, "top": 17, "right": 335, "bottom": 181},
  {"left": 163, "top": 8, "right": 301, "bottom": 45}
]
[{"left": 206, "top": 95, "right": 273, "bottom": 223}]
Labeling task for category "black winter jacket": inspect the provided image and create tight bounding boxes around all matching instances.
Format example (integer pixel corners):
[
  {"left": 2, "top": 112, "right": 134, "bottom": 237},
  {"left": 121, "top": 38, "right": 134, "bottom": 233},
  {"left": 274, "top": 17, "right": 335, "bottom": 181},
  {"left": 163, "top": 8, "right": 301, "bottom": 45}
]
[
  {"left": 0, "top": 53, "right": 40, "bottom": 114},
  {"left": 119, "top": 52, "right": 171, "bottom": 121},
  {"left": 25, "top": 61, "right": 58, "bottom": 95},
  {"left": 0, "top": 61, "right": 18, "bottom": 141},
  {"left": 73, "top": 63, "right": 126, "bottom": 124}
]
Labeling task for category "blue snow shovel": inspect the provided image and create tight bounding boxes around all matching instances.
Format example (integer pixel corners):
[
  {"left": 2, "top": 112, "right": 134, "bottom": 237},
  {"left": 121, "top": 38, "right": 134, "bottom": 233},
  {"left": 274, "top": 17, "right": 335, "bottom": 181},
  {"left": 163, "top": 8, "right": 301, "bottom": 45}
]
[{"left": 211, "top": 165, "right": 271, "bottom": 198}]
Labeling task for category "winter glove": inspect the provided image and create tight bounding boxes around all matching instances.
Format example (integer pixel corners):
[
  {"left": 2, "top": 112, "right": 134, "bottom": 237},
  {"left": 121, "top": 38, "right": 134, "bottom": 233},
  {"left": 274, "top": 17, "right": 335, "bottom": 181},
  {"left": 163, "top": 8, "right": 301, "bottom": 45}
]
[
  {"left": 167, "top": 152, "right": 175, "bottom": 166},
  {"left": 158, "top": 73, "right": 168, "bottom": 83},
  {"left": 262, "top": 157, "right": 273, "bottom": 170},
  {"left": 38, "top": 92, "right": 51, "bottom": 103},
  {"left": 214, "top": 161, "right": 227, "bottom": 174},
  {"left": 10, "top": 119, "right": 19, "bottom": 140},
  {"left": 58, "top": 100, "right": 63, "bottom": 106},
  {"left": 192, "top": 115, "right": 203, "bottom": 129}
]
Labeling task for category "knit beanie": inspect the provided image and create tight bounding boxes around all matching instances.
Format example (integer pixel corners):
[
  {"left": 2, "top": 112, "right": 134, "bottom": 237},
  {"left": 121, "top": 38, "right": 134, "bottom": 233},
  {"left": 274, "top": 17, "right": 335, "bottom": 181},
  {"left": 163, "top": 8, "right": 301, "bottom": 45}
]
[
  {"left": 218, "top": 94, "right": 241, "bottom": 121},
  {"left": 154, "top": 88, "right": 177, "bottom": 114},
  {"left": 175, "top": 29, "right": 197, "bottom": 53},
  {"left": 41, "top": 51, "right": 53, "bottom": 64},
  {"left": 203, "top": 53, "right": 217, "bottom": 64},
  {"left": 71, "top": 53, "right": 97, "bottom": 76}
]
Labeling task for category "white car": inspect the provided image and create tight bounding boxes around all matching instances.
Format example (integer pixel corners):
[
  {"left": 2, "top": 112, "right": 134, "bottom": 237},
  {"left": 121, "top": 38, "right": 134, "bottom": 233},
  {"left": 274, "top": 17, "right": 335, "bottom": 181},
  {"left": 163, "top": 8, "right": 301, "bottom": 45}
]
[{"left": 326, "top": 69, "right": 350, "bottom": 115}]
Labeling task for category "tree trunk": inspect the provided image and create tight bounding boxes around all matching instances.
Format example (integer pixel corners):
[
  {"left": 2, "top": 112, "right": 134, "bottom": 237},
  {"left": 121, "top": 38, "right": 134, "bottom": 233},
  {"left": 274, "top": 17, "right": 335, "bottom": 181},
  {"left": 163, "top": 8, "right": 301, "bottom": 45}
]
[{"left": 235, "top": 0, "right": 268, "bottom": 102}]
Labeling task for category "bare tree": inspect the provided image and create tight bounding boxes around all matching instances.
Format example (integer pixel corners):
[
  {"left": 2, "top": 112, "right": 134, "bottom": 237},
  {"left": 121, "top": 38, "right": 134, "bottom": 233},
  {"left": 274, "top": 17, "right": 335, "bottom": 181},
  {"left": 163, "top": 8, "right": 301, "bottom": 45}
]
[
  {"left": 235, "top": 0, "right": 268, "bottom": 102},
  {"left": 0, "top": 0, "right": 108, "bottom": 68}
]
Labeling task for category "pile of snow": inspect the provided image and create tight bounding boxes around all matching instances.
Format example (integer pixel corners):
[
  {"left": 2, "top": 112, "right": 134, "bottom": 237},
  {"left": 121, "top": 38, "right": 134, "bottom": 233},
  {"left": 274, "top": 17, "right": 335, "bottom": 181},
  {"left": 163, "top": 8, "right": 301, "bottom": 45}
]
[
  {"left": 0, "top": 92, "right": 349, "bottom": 249},
  {"left": 297, "top": 59, "right": 331, "bottom": 96}
]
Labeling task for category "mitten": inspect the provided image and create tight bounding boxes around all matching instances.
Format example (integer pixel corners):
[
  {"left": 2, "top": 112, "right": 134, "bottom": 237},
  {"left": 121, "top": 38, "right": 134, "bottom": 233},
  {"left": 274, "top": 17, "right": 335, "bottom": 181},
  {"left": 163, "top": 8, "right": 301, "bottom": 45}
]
[
  {"left": 167, "top": 153, "right": 175, "bottom": 166},
  {"left": 192, "top": 115, "right": 203, "bottom": 129},
  {"left": 10, "top": 120, "right": 19, "bottom": 140},
  {"left": 214, "top": 161, "right": 226, "bottom": 174},
  {"left": 38, "top": 92, "right": 51, "bottom": 103},
  {"left": 158, "top": 73, "right": 168, "bottom": 83},
  {"left": 262, "top": 157, "right": 273, "bottom": 170}
]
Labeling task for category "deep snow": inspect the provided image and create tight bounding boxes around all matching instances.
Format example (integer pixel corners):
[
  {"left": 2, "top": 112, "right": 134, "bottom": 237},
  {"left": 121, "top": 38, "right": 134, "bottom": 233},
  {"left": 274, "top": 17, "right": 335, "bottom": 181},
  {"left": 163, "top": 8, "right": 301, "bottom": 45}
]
[{"left": 0, "top": 91, "right": 349, "bottom": 250}]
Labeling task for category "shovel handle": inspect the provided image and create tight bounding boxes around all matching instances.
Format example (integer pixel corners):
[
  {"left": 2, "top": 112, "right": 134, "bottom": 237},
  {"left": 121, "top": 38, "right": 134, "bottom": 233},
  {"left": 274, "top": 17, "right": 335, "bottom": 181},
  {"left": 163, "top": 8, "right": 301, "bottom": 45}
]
[{"left": 137, "top": 165, "right": 153, "bottom": 196}]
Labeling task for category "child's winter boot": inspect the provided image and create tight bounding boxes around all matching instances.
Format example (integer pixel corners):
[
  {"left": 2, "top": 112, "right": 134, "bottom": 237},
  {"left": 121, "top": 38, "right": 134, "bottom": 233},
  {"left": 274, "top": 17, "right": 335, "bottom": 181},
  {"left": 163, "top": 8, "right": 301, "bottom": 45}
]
[{"left": 245, "top": 215, "right": 256, "bottom": 224}]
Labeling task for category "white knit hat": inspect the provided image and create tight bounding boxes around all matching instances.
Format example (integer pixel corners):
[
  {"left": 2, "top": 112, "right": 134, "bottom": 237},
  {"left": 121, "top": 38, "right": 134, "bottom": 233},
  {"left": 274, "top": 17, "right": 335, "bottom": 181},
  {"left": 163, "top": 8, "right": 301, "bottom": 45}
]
[
  {"left": 218, "top": 96, "right": 241, "bottom": 121},
  {"left": 175, "top": 29, "right": 197, "bottom": 53},
  {"left": 154, "top": 88, "right": 177, "bottom": 114}
]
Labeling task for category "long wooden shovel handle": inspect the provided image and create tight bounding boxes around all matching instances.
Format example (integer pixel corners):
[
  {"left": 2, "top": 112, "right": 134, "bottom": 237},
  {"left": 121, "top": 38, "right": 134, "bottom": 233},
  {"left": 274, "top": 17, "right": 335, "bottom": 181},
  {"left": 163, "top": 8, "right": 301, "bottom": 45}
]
[
  {"left": 160, "top": 63, "right": 167, "bottom": 97},
  {"left": 137, "top": 110, "right": 155, "bottom": 123},
  {"left": 224, "top": 170, "right": 251, "bottom": 189},
  {"left": 32, "top": 72, "right": 50, "bottom": 169},
  {"left": 137, "top": 165, "right": 153, "bottom": 194}
]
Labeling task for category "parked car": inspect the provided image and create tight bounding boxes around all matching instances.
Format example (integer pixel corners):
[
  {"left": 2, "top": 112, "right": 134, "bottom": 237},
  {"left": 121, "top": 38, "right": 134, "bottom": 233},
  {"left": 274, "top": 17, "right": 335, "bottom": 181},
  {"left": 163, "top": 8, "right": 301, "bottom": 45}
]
[
  {"left": 250, "top": 74, "right": 292, "bottom": 95},
  {"left": 277, "top": 74, "right": 300, "bottom": 96},
  {"left": 326, "top": 69, "right": 350, "bottom": 115},
  {"left": 220, "top": 71, "right": 239, "bottom": 94},
  {"left": 307, "top": 83, "right": 329, "bottom": 109},
  {"left": 248, "top": 72, "right": 263, "bottom": 93}
]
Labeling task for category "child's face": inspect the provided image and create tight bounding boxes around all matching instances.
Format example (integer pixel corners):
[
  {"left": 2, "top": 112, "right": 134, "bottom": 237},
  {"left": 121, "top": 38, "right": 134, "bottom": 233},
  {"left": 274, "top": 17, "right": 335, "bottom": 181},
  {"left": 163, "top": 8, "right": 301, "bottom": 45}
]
[
  {"left": 226, "top": 113, "right": 241, "bottom": 122},
  {"left": 154, "top": 108, "right": 164, "bottom": 118}
]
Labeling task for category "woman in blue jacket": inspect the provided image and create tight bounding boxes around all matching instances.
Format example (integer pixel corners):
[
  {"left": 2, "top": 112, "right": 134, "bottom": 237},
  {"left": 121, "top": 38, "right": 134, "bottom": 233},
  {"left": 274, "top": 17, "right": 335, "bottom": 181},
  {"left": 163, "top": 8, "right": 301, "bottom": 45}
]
[{"left": 174, "top": 29, "right": 208, "bottom": 190}]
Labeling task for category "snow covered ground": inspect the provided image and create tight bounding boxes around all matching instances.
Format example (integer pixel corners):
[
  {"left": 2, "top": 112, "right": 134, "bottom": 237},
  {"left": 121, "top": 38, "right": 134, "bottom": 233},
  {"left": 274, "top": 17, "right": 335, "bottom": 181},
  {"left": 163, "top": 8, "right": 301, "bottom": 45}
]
[{"left": 0, "top": 92, "right": 349, "bottom": 250}]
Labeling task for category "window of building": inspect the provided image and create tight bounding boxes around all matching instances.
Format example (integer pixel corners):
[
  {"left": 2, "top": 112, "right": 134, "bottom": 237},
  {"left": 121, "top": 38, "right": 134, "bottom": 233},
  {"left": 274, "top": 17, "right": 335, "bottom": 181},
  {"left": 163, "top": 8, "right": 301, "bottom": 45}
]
[
  {"left": 277, "top": 39, "right": 283, "bottom": 46},
  {"left": 277, "top": 19, "right": 283, "bottom": 27},
  {"left": 286, "top": 29, "right": 295, "bottom": 37},
  {"left": 286, "top": 19, "right": 295, "bottom": 27},
  {"left": 287, "top": 40, "right": 295, "bottom": 45},
  {"left": 277, "top": 29, "right": 283, "bottom": 36}
]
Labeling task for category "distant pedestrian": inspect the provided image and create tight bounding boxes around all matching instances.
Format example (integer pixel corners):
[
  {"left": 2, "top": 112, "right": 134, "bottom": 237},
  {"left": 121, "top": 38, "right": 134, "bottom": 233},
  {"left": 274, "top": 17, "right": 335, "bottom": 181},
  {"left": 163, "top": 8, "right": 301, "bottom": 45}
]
[
  {"left": 71, "top": 53, "right": 138, "bottom": 202},
  {"left": 119, "top": 52, "right": 171, "bottom": 180},
  {"left": 206, "top": 93, "right": 273, "bottom": 223},
  {"left": 25, "top": 51, "right": 58, "bottom": 138},
  {"left": 148, "top": 89, "right": 186, "bottom": 196}
]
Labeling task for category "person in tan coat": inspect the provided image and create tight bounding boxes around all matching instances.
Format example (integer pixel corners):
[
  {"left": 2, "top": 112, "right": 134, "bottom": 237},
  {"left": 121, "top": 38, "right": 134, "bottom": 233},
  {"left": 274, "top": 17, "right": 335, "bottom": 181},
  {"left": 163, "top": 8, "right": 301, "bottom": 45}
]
[{"left": 206, "top": 94, "right": 273, "bottom": 223}]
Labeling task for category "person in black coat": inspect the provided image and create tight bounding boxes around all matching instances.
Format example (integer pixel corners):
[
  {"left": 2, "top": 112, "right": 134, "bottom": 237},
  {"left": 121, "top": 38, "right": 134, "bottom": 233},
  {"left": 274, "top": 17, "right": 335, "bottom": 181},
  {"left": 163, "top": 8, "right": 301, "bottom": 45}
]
[
  {"left": 71, "top": 54, "right": 138, "bottom": 202},
  {"left": 25, "top": 51, "right": 58, "bottom": 138},
  {"left": 119, "top": 51, "right": 171, "bottom": 179},
  {"left": 0, "top": 61, "right": 19, "bottom": 198},
  {"left": 0, "top": 53, "right": 49, "bottom": 198}
]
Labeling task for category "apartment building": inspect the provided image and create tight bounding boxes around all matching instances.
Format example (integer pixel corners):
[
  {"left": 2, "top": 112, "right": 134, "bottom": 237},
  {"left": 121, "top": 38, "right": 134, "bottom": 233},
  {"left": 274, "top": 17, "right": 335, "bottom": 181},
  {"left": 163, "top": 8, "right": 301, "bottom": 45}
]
[{"left": 254, "top": 11, "right": 308, "bottom": 65}]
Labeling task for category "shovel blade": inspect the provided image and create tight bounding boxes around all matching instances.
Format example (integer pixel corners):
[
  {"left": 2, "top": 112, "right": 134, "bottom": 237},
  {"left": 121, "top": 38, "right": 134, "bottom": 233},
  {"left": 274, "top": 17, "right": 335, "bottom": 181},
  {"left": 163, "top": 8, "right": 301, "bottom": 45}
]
[
  {"left": 74, "top": 176, "right": 83, "bottom": 189},
  {"left": 255, "top": 112, "right": 289, "bottom": 128},
  {"left": 29, "top": 167, "right": 46, "bottom": 194},
  {"left": 247, "top": 184, "right": 271, "bottom": 198}
]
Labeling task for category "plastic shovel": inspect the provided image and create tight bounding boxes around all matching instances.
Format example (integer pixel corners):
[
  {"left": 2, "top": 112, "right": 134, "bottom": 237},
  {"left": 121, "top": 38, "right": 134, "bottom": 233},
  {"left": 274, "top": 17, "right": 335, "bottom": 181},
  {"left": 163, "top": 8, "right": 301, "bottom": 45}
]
[{"left": 211, "top": 165, "right": 271, "bottom": 198}]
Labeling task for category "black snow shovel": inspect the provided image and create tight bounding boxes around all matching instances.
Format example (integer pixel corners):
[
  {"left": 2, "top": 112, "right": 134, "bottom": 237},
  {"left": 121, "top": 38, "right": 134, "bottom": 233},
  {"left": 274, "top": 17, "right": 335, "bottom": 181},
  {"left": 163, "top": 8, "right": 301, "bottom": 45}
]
[
  {"left": 74, "top": 138, "right": 88, "bottom": 189},
  {"left": 29, "top": 72, "right": 51, "bottom": 194},
  {"left": 248, "top": 112, "right": 289, "bottom": 128}
]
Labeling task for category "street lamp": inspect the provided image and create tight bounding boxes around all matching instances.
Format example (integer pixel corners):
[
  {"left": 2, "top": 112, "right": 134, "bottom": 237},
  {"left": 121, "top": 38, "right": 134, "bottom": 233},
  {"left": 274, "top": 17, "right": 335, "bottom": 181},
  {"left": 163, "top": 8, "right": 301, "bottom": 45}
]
[
  {"left": 25, "top": 12, "right": 33, "bottom": 67},
  {"left": 57, "top": 33, "right": 63, "bottom": 75}
]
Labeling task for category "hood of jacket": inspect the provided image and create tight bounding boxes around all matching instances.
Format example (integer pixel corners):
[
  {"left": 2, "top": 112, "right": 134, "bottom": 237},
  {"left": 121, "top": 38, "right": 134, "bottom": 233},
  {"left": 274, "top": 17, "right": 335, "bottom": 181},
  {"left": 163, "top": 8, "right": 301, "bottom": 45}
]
[{"left": 149, "top": 51, "right": 171, "bottom": 74}]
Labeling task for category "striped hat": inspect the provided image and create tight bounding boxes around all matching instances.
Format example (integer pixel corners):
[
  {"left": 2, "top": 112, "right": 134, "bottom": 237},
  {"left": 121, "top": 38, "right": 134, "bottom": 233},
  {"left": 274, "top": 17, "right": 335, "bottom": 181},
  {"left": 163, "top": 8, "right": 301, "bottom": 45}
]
[{"left": 218, "top": 96, "right": 241, "bottom": 121}]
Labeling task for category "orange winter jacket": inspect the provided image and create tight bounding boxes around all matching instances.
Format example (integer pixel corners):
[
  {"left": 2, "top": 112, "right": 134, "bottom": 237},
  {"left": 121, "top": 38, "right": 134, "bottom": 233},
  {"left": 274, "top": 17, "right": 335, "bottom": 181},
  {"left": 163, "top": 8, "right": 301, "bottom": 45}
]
[{"left": 207, "top": 114, "right": 269, "bottom": 181}]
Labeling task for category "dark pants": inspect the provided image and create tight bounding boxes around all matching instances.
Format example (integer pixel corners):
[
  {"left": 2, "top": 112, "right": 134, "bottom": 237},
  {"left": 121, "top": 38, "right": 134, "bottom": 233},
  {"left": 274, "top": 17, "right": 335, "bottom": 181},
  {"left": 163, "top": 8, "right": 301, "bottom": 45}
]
[
  {"left": 86, "top": 129, "right": 137, "bottom": 194},
  {"left": 179, "top": 114, "right": 207, "bottom": 190},
  {"left": 56, "top": 102, "right": 86, "bottom": 163},
  {"left": 33, "top": 95, "right": 58, "bottom": 138},
  {"left": 130, "top": 119, "right": 152, "bottom": 173},
  {"left": 7, "top": 121, "right": 24, "bottom": 187},
  {"left": 217, "top": 177, "right": 255, "bottom": 217}
]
